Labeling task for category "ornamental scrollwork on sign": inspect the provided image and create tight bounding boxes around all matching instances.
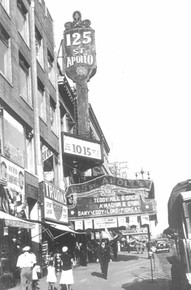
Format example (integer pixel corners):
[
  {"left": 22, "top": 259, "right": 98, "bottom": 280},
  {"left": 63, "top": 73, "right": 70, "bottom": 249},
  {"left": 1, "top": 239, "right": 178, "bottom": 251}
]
[{"left": 64, "top": 11, "right": 91, "bottom": 30}]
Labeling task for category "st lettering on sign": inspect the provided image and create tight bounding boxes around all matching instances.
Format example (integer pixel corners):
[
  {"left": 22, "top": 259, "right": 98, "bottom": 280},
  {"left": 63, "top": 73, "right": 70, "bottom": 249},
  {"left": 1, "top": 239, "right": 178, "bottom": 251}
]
[{"left": 63, "top": 11, "right": 97, "bottom": 83}]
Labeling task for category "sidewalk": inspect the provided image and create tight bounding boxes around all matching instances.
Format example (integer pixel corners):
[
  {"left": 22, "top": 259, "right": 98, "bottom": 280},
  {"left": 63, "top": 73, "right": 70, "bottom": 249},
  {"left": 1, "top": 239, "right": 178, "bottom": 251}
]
[{"left": 8, "top": 251, "right": 171, "bottom": 290}]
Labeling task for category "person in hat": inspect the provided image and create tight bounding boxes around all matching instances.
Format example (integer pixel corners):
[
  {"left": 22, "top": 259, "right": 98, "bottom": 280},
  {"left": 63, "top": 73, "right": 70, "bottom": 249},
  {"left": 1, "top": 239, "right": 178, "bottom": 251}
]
[
  {"left": 16, "top": 246, "right": 37, "bottom": 290},
  {"left": 97, "top": 239, "right": 111, "bottom": 279},
  {"left": 59, "top": 246, "right": 74, "bottom": 290}
]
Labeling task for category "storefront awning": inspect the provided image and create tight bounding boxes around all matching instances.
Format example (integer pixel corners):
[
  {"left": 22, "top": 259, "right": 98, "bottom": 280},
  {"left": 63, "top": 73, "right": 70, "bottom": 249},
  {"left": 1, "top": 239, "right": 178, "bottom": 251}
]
[
  {"left": 0, "top": 211, "right": 35, "bottom": 229},
  {"left": 44, "top": 221, "right": 85, "bottom": 239}
]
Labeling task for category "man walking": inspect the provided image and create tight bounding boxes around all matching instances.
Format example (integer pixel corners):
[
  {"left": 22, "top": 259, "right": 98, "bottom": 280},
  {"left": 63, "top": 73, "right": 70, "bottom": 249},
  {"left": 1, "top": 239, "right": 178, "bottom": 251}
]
[
  {"left": 97, "top": 240, "right": 111, "bottom": 279},
  {"left": 16, "top": 246, "right": 37, "bottom": 290}
]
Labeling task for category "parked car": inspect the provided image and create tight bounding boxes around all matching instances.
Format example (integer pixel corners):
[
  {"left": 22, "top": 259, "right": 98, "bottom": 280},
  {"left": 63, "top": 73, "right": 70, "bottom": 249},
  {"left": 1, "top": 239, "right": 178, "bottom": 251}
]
[{"left": 155, "top": 239, "right": 170, "bottom": 253}]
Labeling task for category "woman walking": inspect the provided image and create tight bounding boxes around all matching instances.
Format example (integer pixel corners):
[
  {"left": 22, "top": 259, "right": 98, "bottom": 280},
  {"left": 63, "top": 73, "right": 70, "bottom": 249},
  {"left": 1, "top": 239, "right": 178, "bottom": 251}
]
[{"left": 59, "top": 246, "right": 74, "bottom": 290}]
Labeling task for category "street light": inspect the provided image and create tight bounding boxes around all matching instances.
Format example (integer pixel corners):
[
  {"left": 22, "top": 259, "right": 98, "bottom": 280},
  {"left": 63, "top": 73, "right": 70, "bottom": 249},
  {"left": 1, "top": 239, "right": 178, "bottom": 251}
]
[{"left": 135, "top": 168, "right": 151, "bottom": 179}]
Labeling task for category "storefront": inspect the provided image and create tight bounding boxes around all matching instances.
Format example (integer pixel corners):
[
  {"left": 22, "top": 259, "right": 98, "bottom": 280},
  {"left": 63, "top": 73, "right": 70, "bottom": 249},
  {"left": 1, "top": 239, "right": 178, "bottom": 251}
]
[
  {"left": 39, "top": 180, "right": 79, "bottom": 273},
  {"left": 0, "top": 156, "right": 36, "bottom": 286},
  {"left": 0, "top": 209, "right": 35, "bottom": 287}
]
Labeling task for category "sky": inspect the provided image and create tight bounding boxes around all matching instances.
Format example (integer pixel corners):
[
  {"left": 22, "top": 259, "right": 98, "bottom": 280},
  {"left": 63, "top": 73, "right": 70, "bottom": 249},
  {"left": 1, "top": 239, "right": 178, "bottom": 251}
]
[{"left": 45, "top": 0, "right": 191, "bottom": 235}]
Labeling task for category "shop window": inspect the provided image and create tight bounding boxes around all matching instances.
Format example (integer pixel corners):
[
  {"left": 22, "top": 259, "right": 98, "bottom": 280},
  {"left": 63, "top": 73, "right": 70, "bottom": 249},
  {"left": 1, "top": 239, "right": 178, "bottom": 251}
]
[
  {"left": 26, "top": 128, "right": 35, "bottom": 174},
  {"left": 19, "top": 52, "right": 32, "bottom": 106},
  {"left": 35, "top": 27, "right": 44, "bottom": 68},
  {"left": 0, "top": 23, "right": 12, "bottom": 82},
  {"left": 42, "top": 144, "right": 58, "bottom": 184},
  {"left": 50, "top": 97, "right": 57, "bottom": 133},
  {"left": 3, "top": 110, "right": 25, "bottom": 167},
  {"left": 17, "top": 0, "right": 29, "bottom": 46},
  {"left": 0, "top": 0, "right": 10, "bottom": 14},
  {"left": 38, "top": 79, "right": 46, "bottom": 122},
  {"left": 47, "top": 49, "right": 55, "bottom": 86}
]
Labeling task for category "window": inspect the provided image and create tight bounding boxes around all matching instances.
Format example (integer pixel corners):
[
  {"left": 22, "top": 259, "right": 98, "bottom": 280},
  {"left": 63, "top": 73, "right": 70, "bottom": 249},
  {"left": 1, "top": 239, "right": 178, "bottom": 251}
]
[
  {"left": 50, "top": 97, "right": 56, "bottom": 133},
  {"left": 17, "top": 0, "right": 29, "bottom": 46},
  {"left": 3, "top": 110, "right": 25, "bottom": 167},
  {"left": 38, "top": 79, "right": 46, "bottom": 122},
  {"left": 47, "top": 49, "right": 55, "bottom": 86},
  {"left": 42, "top": 144, "right": 58, "bottom": 184},
  {"left": 35, "top": 28, "right": 44, "bottom": 68},
  {"left": 0, "top": 23, "right": 12, "bottom": 82},
  {"left": 19, "top": 52, "right": 32, "bottom": 106}
]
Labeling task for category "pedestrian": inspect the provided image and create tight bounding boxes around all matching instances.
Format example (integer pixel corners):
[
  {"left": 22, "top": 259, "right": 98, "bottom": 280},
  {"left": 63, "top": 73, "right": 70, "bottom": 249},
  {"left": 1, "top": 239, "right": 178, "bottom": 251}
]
[
  {"left": 46, "top": 259, "right": 57, "bottom": 290},
  {"left": 139, "top": 241, "right": 145, "bottom": 254},
  {"left": 32, "top": 264, "right": 41, "bottom": 288},
  {"left": 59, "top": 246, "right": 74, "bottom": 290},
  {"left": 16, "top": 246, "right": 37, "bottom": 290},
  {"left": 97, "top": 239, "right": 111, "bottom": 279},
  {"left": 54, "top": 247, "right": 61, "bottom": 274},
  {"left": 74, "top": 242, "right": 80, "bottom": 266},
  {"left": 78, "top": 242, "right": 87, "bottom": 266},
  {"left": 135, "top": 240, "right": 140, "bottom": 254},
  {"left": 111, "top": 239, "right": 118, "bottom": 261}
]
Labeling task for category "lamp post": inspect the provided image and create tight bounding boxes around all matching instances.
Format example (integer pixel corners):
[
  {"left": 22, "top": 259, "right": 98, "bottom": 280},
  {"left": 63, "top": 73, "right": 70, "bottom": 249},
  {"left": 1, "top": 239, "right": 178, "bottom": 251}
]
[{"left": 135, "top": 168, "right": 151, "bottom": 179}]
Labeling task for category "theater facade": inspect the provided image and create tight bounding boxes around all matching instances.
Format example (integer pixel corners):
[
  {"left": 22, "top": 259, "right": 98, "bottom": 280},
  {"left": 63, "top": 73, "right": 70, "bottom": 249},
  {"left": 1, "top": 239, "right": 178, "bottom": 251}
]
[{"left": 66, "top": 175, "right": 157, "bottom": 238}]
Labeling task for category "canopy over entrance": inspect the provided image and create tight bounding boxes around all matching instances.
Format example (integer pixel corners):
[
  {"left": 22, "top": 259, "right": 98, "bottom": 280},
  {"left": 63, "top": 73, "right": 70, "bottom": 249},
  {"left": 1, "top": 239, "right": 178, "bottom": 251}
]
[
  {"left": 43, "top": 220, "right": 85, "bottom": 240},
  {"left": 0, "top": 210, "right": 35, "bottom": 229}
]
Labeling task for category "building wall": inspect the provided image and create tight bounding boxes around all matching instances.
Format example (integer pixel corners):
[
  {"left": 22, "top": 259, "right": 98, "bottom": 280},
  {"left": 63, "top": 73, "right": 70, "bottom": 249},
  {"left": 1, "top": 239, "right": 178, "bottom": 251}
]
[{"left": 0, "top": 0, "right": 63, "bottom": 258}]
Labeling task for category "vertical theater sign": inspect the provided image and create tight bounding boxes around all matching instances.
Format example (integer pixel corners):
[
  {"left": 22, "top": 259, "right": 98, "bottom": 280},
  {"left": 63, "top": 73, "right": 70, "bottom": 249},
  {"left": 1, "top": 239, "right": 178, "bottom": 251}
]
[
  {"left": 63, "top": 11, "right": 96, "bottom": 83},
  {"left": 63, "top": 11, "right": 97, "bottom": 136}
]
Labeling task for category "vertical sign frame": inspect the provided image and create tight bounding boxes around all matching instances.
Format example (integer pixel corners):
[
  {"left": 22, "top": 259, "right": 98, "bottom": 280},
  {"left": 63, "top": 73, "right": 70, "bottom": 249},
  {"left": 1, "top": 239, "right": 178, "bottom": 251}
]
[{"left": 63, "top": 11, "right": 97, "bottom": 84}]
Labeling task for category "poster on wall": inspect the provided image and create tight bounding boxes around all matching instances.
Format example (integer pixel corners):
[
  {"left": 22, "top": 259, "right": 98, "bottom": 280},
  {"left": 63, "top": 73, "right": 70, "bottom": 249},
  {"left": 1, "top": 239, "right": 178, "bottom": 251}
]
[{"left": 0, "top": 156, "right": 25, "bottom": 216}]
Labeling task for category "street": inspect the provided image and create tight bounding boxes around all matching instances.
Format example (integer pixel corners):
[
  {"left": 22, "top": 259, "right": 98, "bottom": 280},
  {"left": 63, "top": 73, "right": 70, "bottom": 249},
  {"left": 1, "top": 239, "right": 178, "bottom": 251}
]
[{"left": 9, "top": 251, "right": 172, "bottom": 290}]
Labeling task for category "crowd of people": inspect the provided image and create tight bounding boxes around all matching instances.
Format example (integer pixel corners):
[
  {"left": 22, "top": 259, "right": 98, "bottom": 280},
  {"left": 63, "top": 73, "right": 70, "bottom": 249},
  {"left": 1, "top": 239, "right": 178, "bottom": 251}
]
[
  {"left": 13, "top": 233, "right": 150, "bottom": 289},
  {"left": 16, "top": 245, "right": 74, "bottom": 290}
]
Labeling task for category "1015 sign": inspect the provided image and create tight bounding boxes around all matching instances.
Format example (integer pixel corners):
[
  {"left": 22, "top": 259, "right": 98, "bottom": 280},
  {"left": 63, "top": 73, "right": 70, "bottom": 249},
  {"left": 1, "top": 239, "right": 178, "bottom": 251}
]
[{"left": 63, "top": 11, "right": 97, "bottom": 83}]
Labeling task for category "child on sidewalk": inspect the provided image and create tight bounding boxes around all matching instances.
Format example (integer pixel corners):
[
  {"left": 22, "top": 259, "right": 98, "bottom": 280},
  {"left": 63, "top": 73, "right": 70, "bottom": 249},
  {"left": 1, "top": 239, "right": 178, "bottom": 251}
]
[{"left": 46, "top": 259, "right": 57, "bottom": 290}]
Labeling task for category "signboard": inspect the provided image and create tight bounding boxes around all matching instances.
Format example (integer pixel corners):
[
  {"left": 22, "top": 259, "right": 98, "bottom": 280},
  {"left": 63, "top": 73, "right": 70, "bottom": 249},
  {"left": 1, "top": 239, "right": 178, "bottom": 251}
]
[
  {"left": 44, "top": 197, "right": 68, "bottom": 223},
  {"left": 75, "top": 220, "right": 83, "bottom": 230},
  {"left": 141, "top": 215, "right": 149, "bottom": 225},
  {"left": 94, "top": 217, "right": 117, "bottom": 229},
  {"left": 0, "top": 156, "right": 25, "bottom": 215},
  {"left": 63, "top": 11, "right": 97, "bottom": 83},
  {"left": 118, "top": 216, "right": 127, "bottom": 227},
  {"left": 63, "top": 134, "right": 102, "bottom": 160},
  {"left": 42, "top": 145, "right": 53, "bottom": 162},
  {"left": 66, "top": 175, "right": 156, "bottom": 220},
  {"left": 41, "top": 181, "right": 68, "bottom": 223},
  {"left": 84, "top": 219, "right": 93, "bottom": 229}
]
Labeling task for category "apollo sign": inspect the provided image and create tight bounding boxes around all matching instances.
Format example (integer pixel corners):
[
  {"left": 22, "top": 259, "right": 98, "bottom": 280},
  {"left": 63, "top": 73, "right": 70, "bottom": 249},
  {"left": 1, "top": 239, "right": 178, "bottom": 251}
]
[{"left": 63, "top": 11, "right": 97, "bottom": 83}]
